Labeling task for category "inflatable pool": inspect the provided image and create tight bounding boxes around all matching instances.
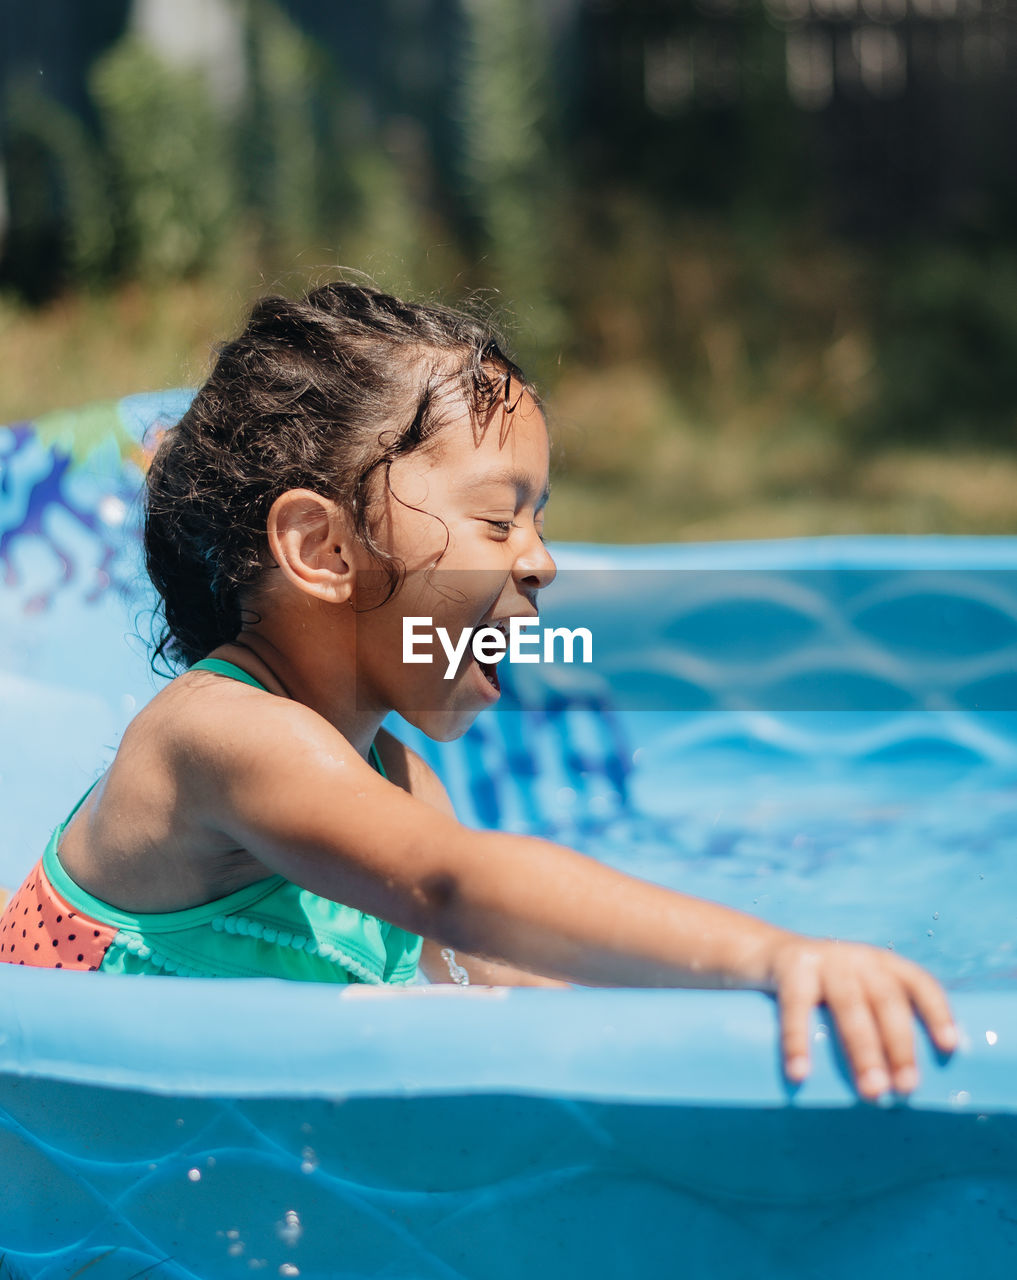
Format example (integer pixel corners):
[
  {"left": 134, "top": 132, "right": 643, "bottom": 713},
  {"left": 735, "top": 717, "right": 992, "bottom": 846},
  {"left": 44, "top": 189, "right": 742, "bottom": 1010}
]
[{"left": 1, "top": 393, "right": 1016, "bottom": 1279}]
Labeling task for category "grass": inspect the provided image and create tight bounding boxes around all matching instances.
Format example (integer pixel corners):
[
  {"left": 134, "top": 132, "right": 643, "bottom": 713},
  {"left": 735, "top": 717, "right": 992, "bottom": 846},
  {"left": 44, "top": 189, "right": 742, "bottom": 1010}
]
[
  {"left": 548, "top": 360, "right": 1017, "bottom": 542},
  {"left": 3, "top": 261, "right": 1016, "bottom": 544},
  {"left": 0, "top": 273, "right": 250, "bottom": 422}
]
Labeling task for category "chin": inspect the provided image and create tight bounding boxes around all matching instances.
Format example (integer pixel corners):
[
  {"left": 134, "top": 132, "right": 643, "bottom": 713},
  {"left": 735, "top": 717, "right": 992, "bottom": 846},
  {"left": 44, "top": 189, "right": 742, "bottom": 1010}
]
[{"left": 400, "top": 703, "right": 485, "bottom": 743}]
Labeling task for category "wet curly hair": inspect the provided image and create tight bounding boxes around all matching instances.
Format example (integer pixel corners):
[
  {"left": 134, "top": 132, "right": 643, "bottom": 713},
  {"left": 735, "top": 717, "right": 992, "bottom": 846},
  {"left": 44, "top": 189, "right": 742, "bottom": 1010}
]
[{"left": 144, "top": 281, "right": 531, "bottom": 671}]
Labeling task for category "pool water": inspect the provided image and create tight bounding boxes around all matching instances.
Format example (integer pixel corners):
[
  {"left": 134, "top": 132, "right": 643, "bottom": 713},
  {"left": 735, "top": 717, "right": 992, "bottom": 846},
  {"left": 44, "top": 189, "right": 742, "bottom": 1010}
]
[
  {"left": 525, "top": 757, "right": 1017, "bottom": 990},
  {"left": 1, "top": 394, "right": 1016, "bottom": 1279}
]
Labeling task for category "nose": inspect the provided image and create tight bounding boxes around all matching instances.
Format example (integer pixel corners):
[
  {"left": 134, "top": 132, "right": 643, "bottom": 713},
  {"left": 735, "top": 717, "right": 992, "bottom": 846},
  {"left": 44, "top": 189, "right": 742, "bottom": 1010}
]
[{"left": 513, "top": 528, "right": 557, "bottom": 593}]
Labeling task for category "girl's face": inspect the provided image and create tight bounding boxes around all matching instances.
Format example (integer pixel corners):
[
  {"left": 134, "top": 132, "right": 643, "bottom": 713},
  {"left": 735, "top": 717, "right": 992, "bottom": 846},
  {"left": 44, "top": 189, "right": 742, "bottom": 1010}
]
[{"left": 356, "top": 387, "right": 556, "bottom": 740}]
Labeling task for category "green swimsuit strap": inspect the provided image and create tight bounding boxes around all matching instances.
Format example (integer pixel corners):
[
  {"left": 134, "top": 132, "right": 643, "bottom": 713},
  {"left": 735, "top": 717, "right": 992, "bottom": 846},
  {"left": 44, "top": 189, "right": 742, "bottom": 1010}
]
[
  {"left": 190, "top": 657, "right": 269, "bottom": 692},
  {"left": 189, "top": 658, "right": 388, "bottom": 778}
]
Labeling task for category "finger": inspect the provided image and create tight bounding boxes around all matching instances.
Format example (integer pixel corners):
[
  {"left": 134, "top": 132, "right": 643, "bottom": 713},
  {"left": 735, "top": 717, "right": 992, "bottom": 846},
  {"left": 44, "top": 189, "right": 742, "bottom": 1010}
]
[
  {"left": 894, "top": 958, "right": 958, "bottom": 1054},
  {"left": 866, "top": 976, "right": 920, "bottom": 1094},
  {"left": 776, "top": 957, "right": 819, "bottom": 1083},
  {"left": 824, "top": 968, "right": 892, "bottom": 1100}
]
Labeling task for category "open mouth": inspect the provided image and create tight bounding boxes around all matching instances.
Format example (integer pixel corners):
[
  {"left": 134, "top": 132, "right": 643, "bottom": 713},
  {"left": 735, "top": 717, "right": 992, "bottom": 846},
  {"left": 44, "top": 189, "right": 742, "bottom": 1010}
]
[
  {"left": 472, "top": 619, "right": 507, "bottom": 694},
  {"left": 476, "top": 653, "right": 500, "bottom": 692}
]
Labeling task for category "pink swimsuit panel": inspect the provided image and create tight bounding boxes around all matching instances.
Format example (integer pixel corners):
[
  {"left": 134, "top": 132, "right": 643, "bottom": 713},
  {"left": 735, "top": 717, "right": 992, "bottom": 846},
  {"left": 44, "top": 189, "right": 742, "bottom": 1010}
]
[{"left": 0, "top": 860, "right": 117, "bottom": 970}]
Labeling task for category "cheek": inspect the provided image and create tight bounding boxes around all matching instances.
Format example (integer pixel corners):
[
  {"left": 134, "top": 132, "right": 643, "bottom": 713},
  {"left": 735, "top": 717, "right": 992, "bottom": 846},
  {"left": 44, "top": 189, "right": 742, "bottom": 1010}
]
[
  {"left": 376, "top": 486, "right": 456, "bottom": 571},
  {"left": 395, "top": 568, "right": 504, "bottom": 634}
]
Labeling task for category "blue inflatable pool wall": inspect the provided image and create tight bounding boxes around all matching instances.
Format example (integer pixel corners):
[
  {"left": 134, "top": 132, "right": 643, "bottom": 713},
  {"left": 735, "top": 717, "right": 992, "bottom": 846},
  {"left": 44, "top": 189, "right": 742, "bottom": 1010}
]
[{"left": 1, "top": 393, "right": 1016, "bottom": 1279}]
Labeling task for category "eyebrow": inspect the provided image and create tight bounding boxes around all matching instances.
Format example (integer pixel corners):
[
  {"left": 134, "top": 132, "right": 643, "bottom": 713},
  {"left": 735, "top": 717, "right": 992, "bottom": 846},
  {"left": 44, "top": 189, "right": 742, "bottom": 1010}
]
[{"left": 460, "top": 468, "right": 551, "bottom": 509}]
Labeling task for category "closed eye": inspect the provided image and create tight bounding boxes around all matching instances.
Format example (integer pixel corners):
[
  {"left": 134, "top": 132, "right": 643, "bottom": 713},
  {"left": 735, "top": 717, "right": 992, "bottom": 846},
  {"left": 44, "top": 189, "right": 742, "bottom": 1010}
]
[{"left": 482, "top": 518, "right": 547, "bottom": 542}]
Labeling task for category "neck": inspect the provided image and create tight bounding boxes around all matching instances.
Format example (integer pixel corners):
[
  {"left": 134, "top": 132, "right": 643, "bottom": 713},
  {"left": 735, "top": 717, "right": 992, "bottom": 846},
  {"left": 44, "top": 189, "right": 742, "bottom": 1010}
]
[{"left": 213, "top": 631, "right": 389, "bottom": 763}]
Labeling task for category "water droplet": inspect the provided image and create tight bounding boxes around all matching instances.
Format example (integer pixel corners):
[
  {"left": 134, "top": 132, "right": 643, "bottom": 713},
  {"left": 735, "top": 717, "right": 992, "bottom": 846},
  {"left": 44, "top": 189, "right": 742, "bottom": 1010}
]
[
  {"left": 441, "top": 947, "right": 470, "bottom": 985},
  {"left": 927, "top": 929, "right": 934, "bottom": 937},
  {"left": 229, "top": 1243, "right": 245, "bottom": 1258},
  {"left": 948, "top": 1090, "right": 971, "bottom": 1107},
  {"left": 227, "top": 1230, "right": 240, "bottom": 1241},
  {"left": 986, "top": 1029, "right": 998, "bottom": 1046},
  {"left": 187, "top": 1168, "right": 201, "bottom": 1182},
  {"left": 276, "top": 1209, "right": 302, "bottom": 1247},
  {"left": 279, "top": 1267, "right": 300, "bottom": 1278},
  {"left": 932, "top": 912, "right": 939, "bottom": 921}
]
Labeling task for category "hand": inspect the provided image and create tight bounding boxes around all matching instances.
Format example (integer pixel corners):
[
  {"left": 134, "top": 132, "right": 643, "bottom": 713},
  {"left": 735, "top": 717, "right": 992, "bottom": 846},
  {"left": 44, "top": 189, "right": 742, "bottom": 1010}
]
[{"left": 766, "top": 936, "right": 958, "bottom": 1100}]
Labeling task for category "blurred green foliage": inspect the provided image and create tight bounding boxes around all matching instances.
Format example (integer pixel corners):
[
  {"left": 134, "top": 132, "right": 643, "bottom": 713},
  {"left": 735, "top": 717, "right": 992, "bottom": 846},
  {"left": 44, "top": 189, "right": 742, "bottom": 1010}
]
[
  {"left": 241, "top": 0, "right": 320, "bottom": 254},
  {"left": 90, "top": 40, "right": 235, "bottom": 278},
  {"left": 870, "top": 245, "right": 1017, "bottom": 446},
  {"left": 459, "top": 0, "right": 564, "bottom": 369},
  {"left": 1, "top": 81, "right": 113, "bottom": 298},
  {"left": 1, "top": 0, "right": 1016, "bottom": 538}
]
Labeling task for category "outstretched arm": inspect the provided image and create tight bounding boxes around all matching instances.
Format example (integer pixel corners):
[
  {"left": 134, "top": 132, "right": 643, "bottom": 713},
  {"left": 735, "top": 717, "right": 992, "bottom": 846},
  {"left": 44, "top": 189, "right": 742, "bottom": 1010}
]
[
  {"left": 188, "top": 697, "right": 957, "bottom": 1098},
  {"left": 373, "top": 731, "right": 569, "bottom": 989}
]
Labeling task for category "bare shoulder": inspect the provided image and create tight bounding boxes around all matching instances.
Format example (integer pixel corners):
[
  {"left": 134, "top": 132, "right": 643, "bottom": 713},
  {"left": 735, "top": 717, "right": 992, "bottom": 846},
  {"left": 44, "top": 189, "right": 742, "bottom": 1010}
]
[
  {"left": 146, "top": 673, "right": 436, "bottom": 807},
  {"left": 56, "top": 668, "right": 365, "bottom": 905},
  {"left": 114, "top": 670, "right": 365, "bottom": 833},
  {"left": 373, "top": 728, "right": 455, "bottom": 816},
  {"left": 136, "top": 668, "right": 335, "bottom": 770}
]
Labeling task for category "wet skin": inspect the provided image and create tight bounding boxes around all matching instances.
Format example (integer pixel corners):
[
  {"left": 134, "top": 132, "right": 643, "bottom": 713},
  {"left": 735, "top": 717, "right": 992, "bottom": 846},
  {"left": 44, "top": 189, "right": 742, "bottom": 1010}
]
[{"left": 54, "top": 388, "right": 958, "bottom": 1092}]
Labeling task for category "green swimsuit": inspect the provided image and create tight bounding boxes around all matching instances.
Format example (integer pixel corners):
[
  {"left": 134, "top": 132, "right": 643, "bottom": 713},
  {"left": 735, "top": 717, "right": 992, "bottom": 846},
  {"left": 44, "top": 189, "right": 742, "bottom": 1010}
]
[{"left": 0, "top": 659, "right": 423, "bottom": 983}]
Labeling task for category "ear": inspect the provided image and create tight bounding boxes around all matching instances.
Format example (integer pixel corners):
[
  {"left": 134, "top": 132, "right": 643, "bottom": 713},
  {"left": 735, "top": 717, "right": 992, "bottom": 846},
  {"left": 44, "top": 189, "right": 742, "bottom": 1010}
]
[{"left": 266, "top": 489, "right": 358, "bottom": 604}]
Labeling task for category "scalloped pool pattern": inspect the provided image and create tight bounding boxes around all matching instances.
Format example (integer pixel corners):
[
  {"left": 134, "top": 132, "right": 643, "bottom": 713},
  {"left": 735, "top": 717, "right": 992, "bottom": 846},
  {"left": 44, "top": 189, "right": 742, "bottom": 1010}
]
[{"left": 1, "top": 1081, "right": 1016, "bottom": 1280}]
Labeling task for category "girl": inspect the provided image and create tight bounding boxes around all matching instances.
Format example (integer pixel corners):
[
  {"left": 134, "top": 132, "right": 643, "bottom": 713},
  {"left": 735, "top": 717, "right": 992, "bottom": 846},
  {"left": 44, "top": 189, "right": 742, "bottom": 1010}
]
[{"left": 0, "top": 281, "right": 957, "bottom": 1101}]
